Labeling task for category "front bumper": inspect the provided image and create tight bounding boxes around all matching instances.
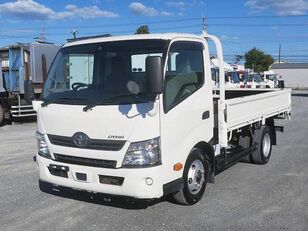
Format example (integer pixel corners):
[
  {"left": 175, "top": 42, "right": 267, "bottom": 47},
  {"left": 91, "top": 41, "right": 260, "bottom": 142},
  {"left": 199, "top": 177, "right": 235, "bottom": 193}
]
[{"left": 36, "top": 154, "right": 164, "bottom": 199}]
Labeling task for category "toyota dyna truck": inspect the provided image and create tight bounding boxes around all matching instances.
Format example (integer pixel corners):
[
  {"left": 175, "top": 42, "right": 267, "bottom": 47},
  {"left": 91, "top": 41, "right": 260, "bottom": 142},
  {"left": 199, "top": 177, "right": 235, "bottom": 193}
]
[{"left": 33, "top": 32, "right": 291, "bottom": 205}]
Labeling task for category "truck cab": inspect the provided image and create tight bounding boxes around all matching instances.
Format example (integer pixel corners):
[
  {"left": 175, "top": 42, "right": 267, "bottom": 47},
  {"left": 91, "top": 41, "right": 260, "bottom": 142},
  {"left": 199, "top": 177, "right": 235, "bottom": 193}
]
[
  {"left": 263, "top": 70, "right": 278, "bottom": 88},
  {"left": 35, "top": 34, "right": 213, "bottom": 202},
  {"left": 210, "top": 58, "right": 240, "bottom": 89}
]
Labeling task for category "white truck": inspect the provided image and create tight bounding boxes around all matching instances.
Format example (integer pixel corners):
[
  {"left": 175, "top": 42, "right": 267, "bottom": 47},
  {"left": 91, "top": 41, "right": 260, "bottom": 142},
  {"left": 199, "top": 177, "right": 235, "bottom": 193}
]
[
  {"left": 210, "top": 58, "right": 240, "bottom": 89},
  {"left": 33, "top": 33, "right": 291, "bottom": 205},
  {"left": 263, "top": 70, "right": 278, "bottom": 88}
]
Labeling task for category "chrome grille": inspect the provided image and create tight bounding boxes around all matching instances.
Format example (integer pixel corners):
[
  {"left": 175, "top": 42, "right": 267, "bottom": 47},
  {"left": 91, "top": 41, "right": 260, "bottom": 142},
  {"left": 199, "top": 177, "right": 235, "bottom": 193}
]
[{"left": 48, "top": 134, "right": 125, "bottom": 151}]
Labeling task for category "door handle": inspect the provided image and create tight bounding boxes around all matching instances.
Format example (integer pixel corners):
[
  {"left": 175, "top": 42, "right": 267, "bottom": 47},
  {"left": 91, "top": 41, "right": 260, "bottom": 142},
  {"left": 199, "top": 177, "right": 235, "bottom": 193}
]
[{"left": 202, "top": 110, "right": 210, "bottom": 120}]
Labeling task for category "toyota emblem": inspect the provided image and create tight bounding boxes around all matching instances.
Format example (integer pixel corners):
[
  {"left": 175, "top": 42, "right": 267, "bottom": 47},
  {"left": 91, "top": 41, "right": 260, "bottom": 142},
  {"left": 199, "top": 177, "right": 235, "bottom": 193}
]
[{"left": 73, "top": 132, "right": 89, "bottom": 147}]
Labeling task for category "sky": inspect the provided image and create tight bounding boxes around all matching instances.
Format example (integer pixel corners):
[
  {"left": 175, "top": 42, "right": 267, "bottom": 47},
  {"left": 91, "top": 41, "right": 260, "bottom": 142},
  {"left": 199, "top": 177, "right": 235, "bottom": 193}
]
[{"left": 1, "top": 0, "right": 308, "bottom": 63}]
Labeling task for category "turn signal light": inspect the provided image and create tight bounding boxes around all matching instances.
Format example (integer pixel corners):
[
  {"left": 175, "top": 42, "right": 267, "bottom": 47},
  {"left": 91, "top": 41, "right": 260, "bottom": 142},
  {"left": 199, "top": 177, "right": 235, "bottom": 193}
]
[{"left": 173, "top": 163, "right": 183, "bottom": 171}]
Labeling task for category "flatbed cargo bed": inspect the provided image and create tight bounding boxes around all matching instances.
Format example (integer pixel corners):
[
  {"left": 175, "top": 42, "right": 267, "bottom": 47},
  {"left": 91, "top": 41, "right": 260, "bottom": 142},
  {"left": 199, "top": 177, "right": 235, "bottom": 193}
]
[{"left": 223, "top": 88, "right": 291, "bottom": 132}]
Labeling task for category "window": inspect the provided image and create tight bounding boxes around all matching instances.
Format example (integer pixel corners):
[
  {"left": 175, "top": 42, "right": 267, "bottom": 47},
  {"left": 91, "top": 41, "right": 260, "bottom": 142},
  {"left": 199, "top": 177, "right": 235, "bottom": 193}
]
[
  {"left": 225, "top": 71, "right": 240, "bottom": 83},
  {"left": 68, "top": 54, "right": 94, "bottom": 87},
  {"left": 42, "top": 40, "right": 167, "bottom": 105},
  {"left": 48, "top": 53, "right": 94, "bottom": 92},
  {"left": 164, "top": 41, "right": 204, "bottom": 111},
  {"left": 131, "top": 53, "right": 162, "bottom": 72}
]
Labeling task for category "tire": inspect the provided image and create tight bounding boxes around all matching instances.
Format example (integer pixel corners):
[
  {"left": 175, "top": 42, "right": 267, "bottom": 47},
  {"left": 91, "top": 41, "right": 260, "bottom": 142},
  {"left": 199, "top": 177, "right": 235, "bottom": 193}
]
[
  {"left": 0, "top": 104, "right": 4, "bottom": 126},
  {"left": 251, "top": 125, "right": 272, "bottom": 165},
  {"left": 173, "top": 148, "right": 209, "bottom": 205},
  {"left": 239, "top": 135, "right": 252, "bottom": 163}
]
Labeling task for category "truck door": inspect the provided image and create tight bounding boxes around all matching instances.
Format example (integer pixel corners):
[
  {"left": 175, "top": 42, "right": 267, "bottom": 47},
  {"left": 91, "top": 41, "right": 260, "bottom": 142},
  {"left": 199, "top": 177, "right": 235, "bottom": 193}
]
[{"left": 160, "top": 40, "right": 213, "bottom": 176}]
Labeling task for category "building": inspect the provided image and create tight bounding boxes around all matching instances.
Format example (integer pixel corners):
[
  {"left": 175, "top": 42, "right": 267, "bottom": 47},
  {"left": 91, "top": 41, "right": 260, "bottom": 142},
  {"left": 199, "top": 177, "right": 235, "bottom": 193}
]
[{"left": 270, "top": 63, "right": 308, "bottom": 89}]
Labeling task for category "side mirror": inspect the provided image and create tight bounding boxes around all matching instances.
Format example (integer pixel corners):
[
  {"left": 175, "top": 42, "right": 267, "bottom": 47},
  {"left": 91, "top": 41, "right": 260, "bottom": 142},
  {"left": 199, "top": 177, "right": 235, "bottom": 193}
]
[{"left": 146, "top": 56, "right": 163, "bottom": 94}]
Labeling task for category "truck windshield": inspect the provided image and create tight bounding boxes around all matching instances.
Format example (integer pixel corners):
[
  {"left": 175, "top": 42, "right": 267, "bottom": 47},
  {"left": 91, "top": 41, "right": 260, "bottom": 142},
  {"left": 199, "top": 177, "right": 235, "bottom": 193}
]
[
  {"left": 226, "top": 71, "right": 240, "bottom": 83},
  {"left": 267, "top": 74, "right": 277, "bottom": 81},
  {"left": 42, "top": 39, "right": 166, "bottom": 105},
  {"left": 253, "top": 74, "right": 262, "bottom": 83}
]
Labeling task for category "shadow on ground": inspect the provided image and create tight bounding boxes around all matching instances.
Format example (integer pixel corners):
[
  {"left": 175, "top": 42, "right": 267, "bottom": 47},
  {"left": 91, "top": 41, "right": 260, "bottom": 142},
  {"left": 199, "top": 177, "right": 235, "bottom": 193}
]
[{"left": 291, "top": 93, "right": 308, "bottom": 97}]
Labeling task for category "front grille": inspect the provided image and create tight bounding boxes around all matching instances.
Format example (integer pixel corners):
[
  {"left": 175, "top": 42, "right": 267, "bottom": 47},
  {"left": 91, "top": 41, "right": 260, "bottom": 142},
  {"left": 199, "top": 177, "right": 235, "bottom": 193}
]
[
  {"left": 53, "top": 153, "right": 117, "bottom": 168},
  {"left": 48, "top": 134, "right": 126, "bottom": 151}
]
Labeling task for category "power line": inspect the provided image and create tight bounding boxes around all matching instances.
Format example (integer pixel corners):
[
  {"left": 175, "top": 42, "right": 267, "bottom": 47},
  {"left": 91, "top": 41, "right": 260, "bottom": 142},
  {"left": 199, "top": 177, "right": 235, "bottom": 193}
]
[
  {"left": 3, "top": 14, "right": 308, "bottom": 31},
  {"left": 206, "top": 15, "right": 308, "bottom": 19},
  {"left": 208, "top": 23, "right": 308, "bottom": 27}
]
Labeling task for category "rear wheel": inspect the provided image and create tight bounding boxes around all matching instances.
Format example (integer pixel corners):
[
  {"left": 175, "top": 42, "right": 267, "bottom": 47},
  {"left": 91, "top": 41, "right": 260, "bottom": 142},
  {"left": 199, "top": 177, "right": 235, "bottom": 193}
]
[
  {"left": 0, "top": 104, "right": 4, "bottom": 126},
  {"left": 251, "top": 125, "right": 272, "bottom": 165},
  {"left": 173, "top": 148, "right": 209, "bottom": 205}
]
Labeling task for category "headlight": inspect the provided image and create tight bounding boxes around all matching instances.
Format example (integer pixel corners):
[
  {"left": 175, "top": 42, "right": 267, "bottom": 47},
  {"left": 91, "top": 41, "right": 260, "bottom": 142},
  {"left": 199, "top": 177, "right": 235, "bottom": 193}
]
[
  {"left": 122, "top": 137, "right": 161, "bottom": 167},
  {"left": 35, "top": 131, "right": 51, "bottom": 159}
]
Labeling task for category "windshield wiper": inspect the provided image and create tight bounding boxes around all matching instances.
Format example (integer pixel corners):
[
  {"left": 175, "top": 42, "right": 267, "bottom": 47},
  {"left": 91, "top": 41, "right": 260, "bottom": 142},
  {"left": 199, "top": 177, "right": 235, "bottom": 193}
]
[
  {"left": 41, "top": 97, "right": 87, "bottom": 107},
  {"left": 82, "top": 92, "right": 153, "bottom": 112}
]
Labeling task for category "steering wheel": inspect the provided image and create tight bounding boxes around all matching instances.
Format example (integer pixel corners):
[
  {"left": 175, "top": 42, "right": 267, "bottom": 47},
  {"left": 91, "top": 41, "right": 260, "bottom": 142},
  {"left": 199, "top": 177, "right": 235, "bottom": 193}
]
[{"left": 72, "top": 82, "right": 88, "bottom": 91}]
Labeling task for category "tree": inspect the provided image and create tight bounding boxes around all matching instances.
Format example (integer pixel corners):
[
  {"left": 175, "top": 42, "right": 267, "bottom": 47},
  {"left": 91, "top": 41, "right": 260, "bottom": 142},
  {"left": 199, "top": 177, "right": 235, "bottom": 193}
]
[
  {"left": 135, "top": 25, "right": 149, "bottom": 34},
  {"left": 244, "top": 48, "right": 274, "bottom": 72}
]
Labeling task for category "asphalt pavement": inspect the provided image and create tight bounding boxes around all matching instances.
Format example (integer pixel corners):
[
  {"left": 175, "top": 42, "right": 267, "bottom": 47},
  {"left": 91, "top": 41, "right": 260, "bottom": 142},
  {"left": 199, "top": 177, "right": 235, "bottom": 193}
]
[{"left": 0, "top": 91, "right": 307, "bottom": 231}]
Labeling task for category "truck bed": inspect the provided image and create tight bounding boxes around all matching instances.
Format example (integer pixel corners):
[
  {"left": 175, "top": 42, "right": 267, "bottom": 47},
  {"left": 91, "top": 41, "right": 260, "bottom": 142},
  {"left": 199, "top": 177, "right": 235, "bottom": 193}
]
[{"left": 224, "top": 88, "right": 291, "bottom": 131}]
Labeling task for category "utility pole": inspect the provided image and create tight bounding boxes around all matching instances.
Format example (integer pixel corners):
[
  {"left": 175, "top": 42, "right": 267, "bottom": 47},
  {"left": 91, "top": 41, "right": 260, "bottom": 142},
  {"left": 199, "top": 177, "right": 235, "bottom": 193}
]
[{"left": 278, "top": 44, "right": 281, "bottom": 63}]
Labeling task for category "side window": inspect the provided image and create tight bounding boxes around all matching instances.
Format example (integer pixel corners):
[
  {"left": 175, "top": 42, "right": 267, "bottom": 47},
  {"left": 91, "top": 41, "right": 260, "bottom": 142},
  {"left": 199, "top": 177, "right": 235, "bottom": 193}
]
[
  {"left": 164, "top": 41, "right": 204, "bottom": 111},
  {"left": 48, "top": 53, "right": 94, "bottom": 91}
]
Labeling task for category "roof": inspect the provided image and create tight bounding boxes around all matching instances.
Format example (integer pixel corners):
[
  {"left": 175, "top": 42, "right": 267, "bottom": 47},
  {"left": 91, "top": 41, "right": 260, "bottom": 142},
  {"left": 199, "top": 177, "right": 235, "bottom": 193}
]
[
  {"left": 271, "top": 63, "right": 308, "bottom": 69},
  {"left": 0, "top": 43, "right": 30, "bottom": 51},
  {"left": 64, "top": 33, "right": 203, "bottom": 47}
]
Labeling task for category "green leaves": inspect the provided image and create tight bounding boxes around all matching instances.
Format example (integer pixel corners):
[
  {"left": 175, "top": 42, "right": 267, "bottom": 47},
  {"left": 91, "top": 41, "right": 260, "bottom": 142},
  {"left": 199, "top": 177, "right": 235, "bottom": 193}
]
[
  {"left": 244, "top": 48, "right": 274, "bottom": 72},
  {"left": 135, "top": 25, "right": 150, "bottom": 34}
]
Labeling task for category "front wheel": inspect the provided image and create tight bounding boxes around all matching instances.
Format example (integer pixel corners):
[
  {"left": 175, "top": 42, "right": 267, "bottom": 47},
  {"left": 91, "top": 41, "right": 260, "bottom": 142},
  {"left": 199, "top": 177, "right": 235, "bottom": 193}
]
[{"left": 173, "top": 148, "right": 209, "bottom": 205}]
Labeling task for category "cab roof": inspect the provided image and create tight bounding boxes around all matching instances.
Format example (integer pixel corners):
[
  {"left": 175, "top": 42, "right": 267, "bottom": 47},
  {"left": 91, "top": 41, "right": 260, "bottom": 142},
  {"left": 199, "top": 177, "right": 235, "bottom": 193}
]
[{"left": 64, "top": 33, "right": 204, "bottom": 47}]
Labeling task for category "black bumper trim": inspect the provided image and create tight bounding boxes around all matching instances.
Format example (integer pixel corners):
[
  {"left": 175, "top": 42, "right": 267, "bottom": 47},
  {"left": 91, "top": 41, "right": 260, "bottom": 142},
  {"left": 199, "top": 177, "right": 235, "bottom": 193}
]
[{"left": 163, "top": 178, "right": 184, "bottom": 195}]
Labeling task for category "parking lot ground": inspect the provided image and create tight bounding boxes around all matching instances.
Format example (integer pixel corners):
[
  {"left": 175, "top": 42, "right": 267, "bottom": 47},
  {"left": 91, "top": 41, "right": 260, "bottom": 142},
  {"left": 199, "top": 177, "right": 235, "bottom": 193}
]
[{"left": 0, "top": 91, "right": 307, "bottom": 231}]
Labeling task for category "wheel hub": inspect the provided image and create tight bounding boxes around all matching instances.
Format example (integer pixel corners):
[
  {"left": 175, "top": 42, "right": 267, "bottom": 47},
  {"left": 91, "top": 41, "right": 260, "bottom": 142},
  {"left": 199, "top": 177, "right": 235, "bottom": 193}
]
[
  {"left": 262, "top": 133, "right": 271, "bottom": 157},
  {"left": 187, "top": 160, "right": 205, "bottom": 195}
]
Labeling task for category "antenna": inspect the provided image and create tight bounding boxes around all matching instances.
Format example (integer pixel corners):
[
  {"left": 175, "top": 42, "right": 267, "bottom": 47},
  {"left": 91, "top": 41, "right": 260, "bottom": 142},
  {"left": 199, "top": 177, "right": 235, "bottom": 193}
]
[
  {"left": 202, "top": 17, "right": 207, "bottom": 34},
  {"left": 71, "top": 29, "right": 78, "bottom": 39},
  {"left": 34, "top": 25, "right": 47, "bottom": 43}
]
